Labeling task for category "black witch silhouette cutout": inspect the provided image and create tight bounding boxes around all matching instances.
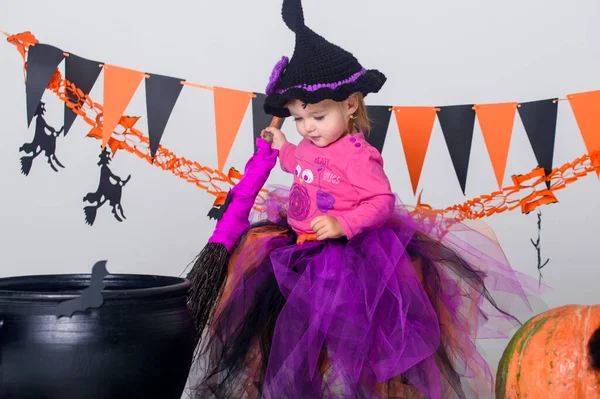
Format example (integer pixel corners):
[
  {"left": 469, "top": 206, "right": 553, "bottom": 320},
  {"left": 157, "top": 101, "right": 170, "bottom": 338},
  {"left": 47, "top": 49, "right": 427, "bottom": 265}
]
[
  {"left": 83, "top": 147, "right": 131, "bottom": 226},
  {"left": 19, "top": 101, "right": 65, "bottom": 176}
]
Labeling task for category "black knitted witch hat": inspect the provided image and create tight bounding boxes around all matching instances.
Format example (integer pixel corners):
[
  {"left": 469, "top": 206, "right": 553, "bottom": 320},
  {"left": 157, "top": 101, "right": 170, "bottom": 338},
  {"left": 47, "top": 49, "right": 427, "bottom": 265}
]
[{"left": 263, "top": 0, "right": 387, "bottom": 117}]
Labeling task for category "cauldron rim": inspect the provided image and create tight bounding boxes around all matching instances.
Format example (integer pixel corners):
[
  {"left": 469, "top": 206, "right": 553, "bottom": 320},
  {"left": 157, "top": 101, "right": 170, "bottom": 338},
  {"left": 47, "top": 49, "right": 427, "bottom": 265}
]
[{"left": 0, "top": 273, "right": 191, "bottom": 302}]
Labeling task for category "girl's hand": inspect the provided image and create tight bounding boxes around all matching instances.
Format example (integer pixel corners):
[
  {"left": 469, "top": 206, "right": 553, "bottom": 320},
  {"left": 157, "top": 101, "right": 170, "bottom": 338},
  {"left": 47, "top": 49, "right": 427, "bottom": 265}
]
[
  {"left": 310, "top": 216, "right": 345, "bottom": 240},
  {"left": 261, "top": 126, "right": 287, "bottom": 151}
]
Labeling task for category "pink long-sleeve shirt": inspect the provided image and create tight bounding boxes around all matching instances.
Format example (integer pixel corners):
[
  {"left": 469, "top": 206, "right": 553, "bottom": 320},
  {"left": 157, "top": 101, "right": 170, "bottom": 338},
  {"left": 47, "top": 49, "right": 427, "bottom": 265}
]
[{"left": 279, "top": 132, "right": 395, "bottom": 239}]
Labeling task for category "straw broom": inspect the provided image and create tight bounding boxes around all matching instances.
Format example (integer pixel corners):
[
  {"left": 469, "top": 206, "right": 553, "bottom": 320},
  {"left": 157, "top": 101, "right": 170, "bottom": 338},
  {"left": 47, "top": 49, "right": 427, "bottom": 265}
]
[{"left": 186, "top": 117, "right": 282, "bottom": 351}]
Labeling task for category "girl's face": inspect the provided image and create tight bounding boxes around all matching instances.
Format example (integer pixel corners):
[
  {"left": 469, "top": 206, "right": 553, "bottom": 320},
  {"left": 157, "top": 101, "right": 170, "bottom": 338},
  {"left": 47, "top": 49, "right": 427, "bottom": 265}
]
[{"left": 286, "top": 96, "right": 358, "bottom": 147}]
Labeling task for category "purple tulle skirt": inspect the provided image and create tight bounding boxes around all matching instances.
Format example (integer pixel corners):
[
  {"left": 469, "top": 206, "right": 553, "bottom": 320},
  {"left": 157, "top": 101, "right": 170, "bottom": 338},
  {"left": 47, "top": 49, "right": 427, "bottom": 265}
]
[{"left": 189, "top": 186, "right": 546, "bottom": 398}]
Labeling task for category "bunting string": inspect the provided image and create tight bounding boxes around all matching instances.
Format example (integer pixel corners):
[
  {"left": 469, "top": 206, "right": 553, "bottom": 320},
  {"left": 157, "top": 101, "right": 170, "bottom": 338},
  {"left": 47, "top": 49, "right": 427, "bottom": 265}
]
[
  {"left": 5, "top": 32, "right": 263, "bottom": 208},
  {"left": 5, "top": 30, "right": 600, "bottom": 217},
  {"left": 51, "top": 67, "right": 264, "bottom": 207},
  {"left": 441, "top": 149, "right": 600, "bottom": 218}
]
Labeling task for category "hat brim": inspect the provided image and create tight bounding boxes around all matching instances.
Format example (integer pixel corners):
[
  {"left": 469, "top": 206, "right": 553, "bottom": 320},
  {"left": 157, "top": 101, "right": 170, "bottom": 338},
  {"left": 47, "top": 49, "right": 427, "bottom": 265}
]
[{"left": 263, "top": 69, "right": 386, "bottom": 117}]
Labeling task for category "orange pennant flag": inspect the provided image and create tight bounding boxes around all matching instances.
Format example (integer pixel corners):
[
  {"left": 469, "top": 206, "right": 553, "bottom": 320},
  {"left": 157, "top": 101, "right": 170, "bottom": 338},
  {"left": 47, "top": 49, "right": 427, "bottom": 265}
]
[
  {"left": 474, "top": 102, "right": 518, "bottom": 189},
  {"left": 394, "top": 106, "right": 437, "bottom": 195},
  {"left": 102, "top": 64, "right": 145, "bottom": 148},
  {"left": 567, "top": 90, "right": 600, "bottom": 177},
  {"left": 213, "top": 86, "right": 253, "bottom": 171}
]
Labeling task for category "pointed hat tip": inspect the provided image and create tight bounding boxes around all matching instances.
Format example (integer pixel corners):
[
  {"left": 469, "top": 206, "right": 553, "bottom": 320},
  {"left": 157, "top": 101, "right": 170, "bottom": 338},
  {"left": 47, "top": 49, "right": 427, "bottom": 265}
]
[{"left": 282, "top": 0, "right": 305, "bottom": 33}]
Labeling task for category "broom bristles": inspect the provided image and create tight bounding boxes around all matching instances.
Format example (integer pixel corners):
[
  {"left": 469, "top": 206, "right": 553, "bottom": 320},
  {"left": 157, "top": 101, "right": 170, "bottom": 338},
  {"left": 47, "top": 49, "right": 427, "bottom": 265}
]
[{"left": 186, "top": 242, "right": 230, "bottom": 353}]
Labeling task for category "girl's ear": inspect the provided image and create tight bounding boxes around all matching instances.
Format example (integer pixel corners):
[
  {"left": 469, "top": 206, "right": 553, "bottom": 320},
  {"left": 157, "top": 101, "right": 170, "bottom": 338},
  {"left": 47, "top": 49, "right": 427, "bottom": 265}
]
[{"left": 344, "top": 93, "right": 360, "bottom": 116}]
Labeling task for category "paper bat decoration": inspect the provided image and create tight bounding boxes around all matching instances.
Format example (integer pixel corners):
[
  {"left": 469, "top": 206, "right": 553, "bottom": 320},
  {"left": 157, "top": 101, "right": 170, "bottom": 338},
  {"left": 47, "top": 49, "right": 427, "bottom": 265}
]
[
  {"left": 207, "top": 190, "right": 233, "bottom": 221},
  {"left": 56, "top": 260, "right": 109, "bottom": 318}
]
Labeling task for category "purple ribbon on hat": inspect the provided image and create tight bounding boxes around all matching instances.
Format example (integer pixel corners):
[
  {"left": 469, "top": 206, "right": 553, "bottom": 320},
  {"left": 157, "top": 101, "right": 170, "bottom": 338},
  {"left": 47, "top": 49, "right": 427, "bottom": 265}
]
[
  {"left": 265, "top": 56, "right": 289, "bottom": 95},
  {"left": 276, "top": 68, "right": 367, "bottom": 94}
]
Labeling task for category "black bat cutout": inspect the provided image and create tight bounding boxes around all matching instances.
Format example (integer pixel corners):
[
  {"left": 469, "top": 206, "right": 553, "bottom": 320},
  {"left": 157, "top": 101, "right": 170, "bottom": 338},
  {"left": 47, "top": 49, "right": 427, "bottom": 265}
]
[
  {"left": 207, "top": 190, "right": 233, "bottom": 221},
  {"left": 56, "top": 260, "right": 110, "bottom": 318}
]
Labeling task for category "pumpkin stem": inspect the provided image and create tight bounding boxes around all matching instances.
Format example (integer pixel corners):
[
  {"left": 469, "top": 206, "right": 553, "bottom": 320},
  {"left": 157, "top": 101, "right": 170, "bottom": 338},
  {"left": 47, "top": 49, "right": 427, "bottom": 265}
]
[{"left": 589, "top": 326, "right": 600, "bottom": 370}]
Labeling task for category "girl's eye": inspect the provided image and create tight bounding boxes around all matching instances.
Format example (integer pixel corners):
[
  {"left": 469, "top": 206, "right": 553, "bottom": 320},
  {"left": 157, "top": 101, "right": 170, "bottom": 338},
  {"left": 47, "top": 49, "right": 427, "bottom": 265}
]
[
  {"left": 293, "top": 117, "right": 302, "bottom": 122},
  {"left": 314, "top": 116, "right": 324, "bottom": 121}
]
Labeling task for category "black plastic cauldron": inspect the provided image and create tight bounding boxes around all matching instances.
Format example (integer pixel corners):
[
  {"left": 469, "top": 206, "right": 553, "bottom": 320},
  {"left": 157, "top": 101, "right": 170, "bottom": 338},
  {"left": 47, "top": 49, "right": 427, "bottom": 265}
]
[{"left": 0, "top": 272, "right": 195, "bottom": 399}]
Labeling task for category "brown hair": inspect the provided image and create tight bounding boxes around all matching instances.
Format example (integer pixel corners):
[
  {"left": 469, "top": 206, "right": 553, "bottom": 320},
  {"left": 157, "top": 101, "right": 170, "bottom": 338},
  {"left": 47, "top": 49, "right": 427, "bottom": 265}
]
[{"left": 347, "top": 93, "right": 371, "bottom": 136}]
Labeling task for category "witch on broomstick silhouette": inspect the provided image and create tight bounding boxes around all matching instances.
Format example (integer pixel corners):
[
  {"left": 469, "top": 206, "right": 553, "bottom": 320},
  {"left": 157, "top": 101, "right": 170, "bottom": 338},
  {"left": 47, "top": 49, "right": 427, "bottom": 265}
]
[
  {"left": 19, "top": 101, "right": 64, "bottom": 176},
  {"left": 83, "top": 147, "right": 130, "bottom": 226}
]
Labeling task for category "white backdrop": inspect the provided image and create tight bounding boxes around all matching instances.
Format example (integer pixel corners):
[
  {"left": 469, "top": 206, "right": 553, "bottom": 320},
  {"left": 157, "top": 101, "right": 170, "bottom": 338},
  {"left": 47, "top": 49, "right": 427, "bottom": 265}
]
[{"left": 1, "top": 0, "right": 599, "bottom": 394}]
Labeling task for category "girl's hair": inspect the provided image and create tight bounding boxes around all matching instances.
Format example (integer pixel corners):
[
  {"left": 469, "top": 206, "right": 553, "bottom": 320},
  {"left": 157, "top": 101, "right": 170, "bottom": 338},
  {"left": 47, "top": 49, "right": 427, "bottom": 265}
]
[{"left": 347, "top": 92, "right": 371, "bottom": 136}]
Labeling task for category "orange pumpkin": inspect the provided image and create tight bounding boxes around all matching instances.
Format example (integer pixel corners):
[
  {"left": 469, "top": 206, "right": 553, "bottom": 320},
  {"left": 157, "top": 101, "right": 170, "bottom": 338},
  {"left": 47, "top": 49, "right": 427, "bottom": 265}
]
[{"left": 496, "top": 304, "right": 600, "bottom": 398}]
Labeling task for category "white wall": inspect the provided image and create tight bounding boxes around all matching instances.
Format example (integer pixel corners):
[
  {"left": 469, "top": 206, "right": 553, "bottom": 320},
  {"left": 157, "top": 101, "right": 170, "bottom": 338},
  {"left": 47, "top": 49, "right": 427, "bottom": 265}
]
[{"left": 1, "top": 0, "right": 599, "bottom": 391}]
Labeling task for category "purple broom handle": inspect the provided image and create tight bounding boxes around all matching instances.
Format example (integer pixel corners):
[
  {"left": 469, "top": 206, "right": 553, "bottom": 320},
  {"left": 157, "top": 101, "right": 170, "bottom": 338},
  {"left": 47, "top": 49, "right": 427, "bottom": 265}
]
[{"left": 207, "top": 137, "right": 278, "bottom": 252}]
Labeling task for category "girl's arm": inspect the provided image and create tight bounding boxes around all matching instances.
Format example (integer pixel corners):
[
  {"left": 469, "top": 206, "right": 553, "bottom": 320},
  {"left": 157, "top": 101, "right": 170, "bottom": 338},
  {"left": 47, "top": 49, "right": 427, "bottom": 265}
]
[
  {"left": 262, "top": 126, "right": 297, "bottom": 175},
  {"left": 278, "top": 141, "right": 298, "bottom": 174},
  {"left": 336, "top": 147, "right": 395, "bottom": 239}
]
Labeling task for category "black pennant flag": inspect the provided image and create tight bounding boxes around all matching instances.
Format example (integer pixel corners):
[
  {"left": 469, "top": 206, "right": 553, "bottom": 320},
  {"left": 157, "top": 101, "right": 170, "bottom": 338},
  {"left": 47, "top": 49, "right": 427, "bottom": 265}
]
[
  {"left": 517, "top": 98, "right": 558, "bottom": 189},
  {"left": 252, "top": 93, "right": 285, "bottom": 152},
  {"left": 26, "top": 43, "right": 65, "bottom": 127},
  {"left": 64, "top": 53, "right": 102, "bottom": 135},
  {"left": 436, "top": 104, "right": 476, "bottom": 195},
  {"left": 365, "top": 105, "right": 392, "bottom": 153},
  {"left": 145, "top": 74, "right": 184, "bottom": 159}
]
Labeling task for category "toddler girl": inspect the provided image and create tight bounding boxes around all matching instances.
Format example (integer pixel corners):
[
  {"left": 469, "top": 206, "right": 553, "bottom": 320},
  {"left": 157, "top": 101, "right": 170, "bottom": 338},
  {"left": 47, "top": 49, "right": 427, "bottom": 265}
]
[{"left": 190, "top": 1, "right": 541, "bottom": 397}]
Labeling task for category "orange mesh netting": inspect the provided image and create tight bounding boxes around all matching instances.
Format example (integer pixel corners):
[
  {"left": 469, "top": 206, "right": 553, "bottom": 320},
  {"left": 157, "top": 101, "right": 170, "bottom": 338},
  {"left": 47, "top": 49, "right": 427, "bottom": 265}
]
[
  {"left": 407, "top": 153, "right": 600, "bottom": 236},
  {"left": 6, "top": 31, "right": 600, "bottom": 217},
  {"left": 8, "top": 31, "right": 261, "bottom": 208}
]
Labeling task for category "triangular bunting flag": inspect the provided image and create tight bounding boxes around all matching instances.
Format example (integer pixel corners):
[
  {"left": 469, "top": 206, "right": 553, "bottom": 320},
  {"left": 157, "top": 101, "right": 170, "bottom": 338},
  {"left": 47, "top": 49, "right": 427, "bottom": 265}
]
[
  {"left": 436, "top": 104, "right": 476, "bottom": 194},
  {"left": 567, "top": 90, "right": 600, "bottom": 174},
  {"left": 252, "top": 93, "right": 285, "bottom": 152},
  {"left": 517, "top": 98, "right": 558, "bottom": 188},
  {"left": 474, "top": 102, "right": 518, "bottom": 189},
  {"left": 394, "top": 106, "right": 437, "bottom": 195},
  {"left": 365, "top": 105, "right": 392, "bottom": 153},
  {"left": 102, "top": 64, "right": 145, "bottom": 148},
  {"left": 145, "top": 73, "right": 184, "bottom": 160},
  {"left": 25, "top": 43, "right": 65, "bottom": 126},
  {"left": 64, "top": 53, "right": 102, "bottom": 135},
  {"left": 214, "top": 86, "right": 253, "bottom": 171}
]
